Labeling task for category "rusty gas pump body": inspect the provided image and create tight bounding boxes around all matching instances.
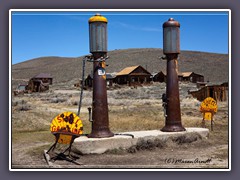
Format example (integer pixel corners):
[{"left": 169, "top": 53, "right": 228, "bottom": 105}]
[
  {"left": 87, "top": 14, "right": 114, "bottom": 138},
  {"left": 161, "top": 18, "right": 186, "bottom": 132}
]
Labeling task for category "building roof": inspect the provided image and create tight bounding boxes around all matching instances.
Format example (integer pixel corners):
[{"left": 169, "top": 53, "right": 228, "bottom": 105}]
[
  {"left": 116, "top": 65, "right": 139, "bottom": 76},
  {"left": 85, "top": 73, "right": 116, "bottom": 80},
  {"left": 205, "top": 82, "right": 224, "bottom": 87},
  {"left": 153, "top": 71, "right": 166, "bottom": 77},
  {"left": 159, "top": 71, "right": 167, "bottom": 76},
  {"left": 106, "top": 73, "right": 116, "bottom": 79},
  {"left": 178, "top": 72, "right": 193, "bottom": 77},
  {"left": 178, "top": 72, "right": 204, "bottom": 77},
  {"left": 33, "top": 73, "right": 53, "bottom": 79},
  {"left": 86, "top": 74, "right": 93, "bottom": 79},
  {"left": 116, "top": 65, "right": 152, "bottom": 76},
  {"left": 152, "top": 72, "right": 158, "bottom": 76},
  {"left": 153, "top": 71, "right": 204, "bottom": 78}
]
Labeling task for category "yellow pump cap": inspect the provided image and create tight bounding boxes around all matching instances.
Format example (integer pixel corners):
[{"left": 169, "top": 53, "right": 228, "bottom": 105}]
[{"left": 88, "top": 13, "right": 108, "bottom": 23}]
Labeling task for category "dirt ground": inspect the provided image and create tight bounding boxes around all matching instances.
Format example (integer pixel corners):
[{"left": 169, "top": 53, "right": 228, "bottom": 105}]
[
  {"left": 10, "top": 83, "right": 229, "bottom": 170},
  {"left": 11, "top": 143, "right": 228, "bottom": 169}
]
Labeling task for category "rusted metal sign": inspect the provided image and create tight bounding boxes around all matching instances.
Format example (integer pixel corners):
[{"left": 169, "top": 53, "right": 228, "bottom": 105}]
[
  {"left": 45, "top": 112, "right": 83, "bottom": 165},
  {"left": 200, "top": 97, "right": 218, "bottom": 113},
  {"left": 50, "top": 111, "right": 83, "bottom": 136},
  {"left": 50, "top": 111, "right": 83, "bottom": 145},
  {"left": 200, "top": 97, "right": 218, "bottom": 130},
  {"left": 203, "top": 112, "right": 213, "bottom": 121}
]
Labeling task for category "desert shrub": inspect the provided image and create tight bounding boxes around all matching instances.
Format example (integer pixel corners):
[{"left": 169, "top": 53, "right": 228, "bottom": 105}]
[
  {"left": 50, "top": 97, "right": 67, "bottom": 103},
  {"left": 17, "top": 104, "right": 31, "bottom": 111},
  {"left": 170, "top": 133, "right": 202, "bottom": 145},
  {"left": 108, "top": 98, "right": 131, "bottom": 106},
  {"left": 66, "top": 98, "right": 79, "bottom": 106},
  {"left": 71, "top": 100, "right": 79, "bottom": 106},
  {"left": 112, "top": 88, "right": 148, "bottom": 99},
  {"left": 128, "top": 138, "right": 166, "bottom": 153},
  {"left": 114, "top": 89, "right": 135, "bottom": 99},
  {"left": 181, "top": 97, "right": 200, "bottom": 108},
  {"left": 12, "top": 100, "right": 19, "bottom": 106},
  {"left": 14, "top": 100, "right": 31, "bottom": 111},
  {"left": 105, "top": 147, "right": 126, "bottom": 154}
]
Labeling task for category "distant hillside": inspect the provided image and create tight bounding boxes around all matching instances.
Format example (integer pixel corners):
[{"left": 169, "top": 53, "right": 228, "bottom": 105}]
[{"left": 12, "top": 48, "right": 229, "bottom": 87}]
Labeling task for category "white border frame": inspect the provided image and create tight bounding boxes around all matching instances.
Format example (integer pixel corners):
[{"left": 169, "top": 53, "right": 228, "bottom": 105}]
[{"left": 9, "top": 9, "right": 231, "bottom": 172}]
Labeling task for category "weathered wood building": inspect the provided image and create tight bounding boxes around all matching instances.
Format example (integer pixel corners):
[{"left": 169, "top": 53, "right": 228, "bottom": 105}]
[
  {"left": 106, "top": 73, "right": 116, "bottom": 86},
  {"left": 27, "top": 73, "right": 53, "bottom": 92},
  {"left": 189, "top": 84, "right": 227, "bottom": 102},
  {"left": 152, "top": 71, "right": 166, "bottom": 83},
  {"left": 196, "top": 82, "right": 208, "bottom": 89},
  {"left": 32, "top": 73, "right": 53, "bottom": 84},
  {"left": 178, "top": 72, "right": 204, "bottom": 83},
  {"left": 84, "top": 74, "right": 93, "bottom": 87},
  {"left": 84, "top": 73, "right": 116, "bottom": 88},
  {"left": 153, "top": 71, "right": 204, "bottom": 83},
  {"left": 115, "top": 65, "right": 151, "bottom": 86}
]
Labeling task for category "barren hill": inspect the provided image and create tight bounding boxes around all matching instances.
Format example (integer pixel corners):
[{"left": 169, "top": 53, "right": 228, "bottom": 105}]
[{"left": 12, "top": 48, "right": 229, "bottom": 87}]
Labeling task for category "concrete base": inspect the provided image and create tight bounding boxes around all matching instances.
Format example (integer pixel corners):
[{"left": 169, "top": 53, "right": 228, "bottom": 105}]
[{"left": 74, "top": 128, "right": 209, "bottom": 154}]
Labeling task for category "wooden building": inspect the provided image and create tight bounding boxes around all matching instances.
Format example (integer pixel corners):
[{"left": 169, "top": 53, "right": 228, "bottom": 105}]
[
  {"left": 115, "top": 65, "right": 151, "bottom": 86},
  {"left": 153, "top": 71, "right": 166, "bottom": 83},
  {"left": 196, "top": 82, "right": 208, "bottom": 89},
  {"left": 106, "top": 73, "right": 116, "bottom": 86},
  {"left": 189, "top": 84, "right": 227, "bottom": 102},
  {"left": 84, "top": 73, "right": 115, "bottom": 88},
  {"left": 221, "top": 82, "right": 228, "bottom": 89},
  {"left": 31, "top": 73, "right": 53, "bottom": 84},
  {"left": 27, "top": 73, "right": 53, "bottom": 92},
  {"left": 178, "top": 72, "right": 204, "bottom": 83},
  {"left": 153, "top": 71, "right": 204, "bottom": 83},
  {"left": 84, "top": 74, "right": 93, "bottom": 87}
]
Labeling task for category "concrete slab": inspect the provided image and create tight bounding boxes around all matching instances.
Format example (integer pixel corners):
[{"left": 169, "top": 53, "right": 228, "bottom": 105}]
[{"left": 74, "top": 128, "right": 209, "bottom": 154}]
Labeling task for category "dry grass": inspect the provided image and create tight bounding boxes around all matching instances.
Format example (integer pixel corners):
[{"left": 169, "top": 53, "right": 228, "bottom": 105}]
[
  {"left": 109, "top": 106, "right": 164, "bottom": 133},
  {"left": 12, "top": 131, "right": 53, "bottom": 144}
]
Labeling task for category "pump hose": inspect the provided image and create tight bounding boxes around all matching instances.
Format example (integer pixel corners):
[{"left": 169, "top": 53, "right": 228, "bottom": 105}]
[
  {"left": 77, "top": 57, "right": 86, "bottom": 116},
  {"left": 80, "top": 133, "right": 134, "bottom": 138},
  {"left": 114, "top": 133, "right": 134, "bottom": 138}
]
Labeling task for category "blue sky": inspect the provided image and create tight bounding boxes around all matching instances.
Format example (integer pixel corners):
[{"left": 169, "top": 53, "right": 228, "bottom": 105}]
[{"left": 11, "top": 10, "right": 229, "bottom": 64}]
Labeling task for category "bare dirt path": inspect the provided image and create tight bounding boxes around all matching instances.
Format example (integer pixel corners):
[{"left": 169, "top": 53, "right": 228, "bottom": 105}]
[{"left": 11, "top": 132, "right": 228, "bottom": 169}]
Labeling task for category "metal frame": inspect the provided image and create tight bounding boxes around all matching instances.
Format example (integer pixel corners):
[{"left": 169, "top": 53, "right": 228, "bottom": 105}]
[{"left": 46, "top": 133, "right": 81, "bottom": 165}]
